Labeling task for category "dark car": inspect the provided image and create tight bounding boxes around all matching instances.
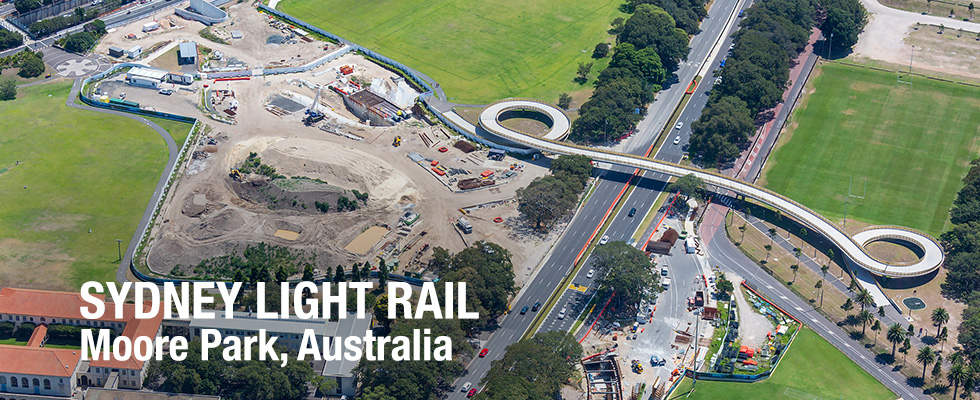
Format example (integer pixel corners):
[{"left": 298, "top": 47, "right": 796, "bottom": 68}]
[
  {"left": 531, "top": 302, "right": 541, "bottom": 312},
  {"left": 479, "top": 348, "right": 489, "bottom": 357},
  {"left": 520, "top": 306, "right": 529, "bottom": 315},
  {"left": 467, "top": 388, "right": 478, "bottom": 397},
  {"left": 628, "top": 207, "right": 637, "bottom": 217}
]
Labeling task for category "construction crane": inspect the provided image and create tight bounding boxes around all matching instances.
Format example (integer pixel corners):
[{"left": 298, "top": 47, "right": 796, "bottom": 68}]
[
  {"left": 303, "top": 86, "right": 325, "bottom": 126},
  {"left": 392, "top": 135, "right": 402, "bottom": 147}
]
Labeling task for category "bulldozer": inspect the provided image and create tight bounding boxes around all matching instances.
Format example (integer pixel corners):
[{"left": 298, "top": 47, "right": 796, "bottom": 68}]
[
  {"left": 392, "top": 136, "right": 402, "bottom": 147},
  {"left": 229, "top": 169, "right": 244, "bottom": 182}
]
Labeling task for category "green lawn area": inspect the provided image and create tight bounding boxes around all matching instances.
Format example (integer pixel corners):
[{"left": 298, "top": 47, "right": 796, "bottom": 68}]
[
  {"left": 0, "top": 82, "right": 189, "bottom": 290},
  {"left": 761, "top": 63, "right": 980, "bottom": 237},
  {"left": 670, "top": 328, "right": 895, "bottom": 400},
  {"left": 0, "top": 338, "right": 27, "bottom": 346},
  {"left": 278, "top": 0, "right": 623, "bottom": 104}
]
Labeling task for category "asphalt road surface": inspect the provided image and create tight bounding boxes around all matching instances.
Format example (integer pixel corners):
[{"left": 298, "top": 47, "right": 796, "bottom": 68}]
[{"left": 445, "top": 0, "right": 749, "bottom": 396}]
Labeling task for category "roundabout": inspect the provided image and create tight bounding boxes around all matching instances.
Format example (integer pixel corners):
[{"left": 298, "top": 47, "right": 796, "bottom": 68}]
[{"left": 476, "top": 99, "right": 945, "bottom": 279}]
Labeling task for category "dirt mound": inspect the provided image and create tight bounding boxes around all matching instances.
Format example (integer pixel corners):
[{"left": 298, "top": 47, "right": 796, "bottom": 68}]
[
  {"left": 184, "top": 207, "right": 246, "bottom": 240},
  {"left": 230, "top": 176, "right": 350, "bottom": 215}
]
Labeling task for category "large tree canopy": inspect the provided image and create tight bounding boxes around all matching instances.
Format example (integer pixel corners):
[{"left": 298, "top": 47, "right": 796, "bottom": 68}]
[
  {"left": 476, "top": 331, "right": 583, "bottom": 400},
  {"left": 431, "top": 241, "right": 516, "bottom": 331},
  {"left": 592, "top": 241, "right": 659, "bottom": 310},
  {"left": 688, "top": 96, "right": 756, "bottom": 166},
  {"left": 618, "top": 5, "right": 690, "bottom": 69}
]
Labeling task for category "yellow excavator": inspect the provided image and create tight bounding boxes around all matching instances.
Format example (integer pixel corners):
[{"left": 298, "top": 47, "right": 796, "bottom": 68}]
[
  {"left": 229, "top": 169, "right": 244, "bottom": 181},
  {"left": 392, "top": 136, "right": 402, "bottom": 147}
]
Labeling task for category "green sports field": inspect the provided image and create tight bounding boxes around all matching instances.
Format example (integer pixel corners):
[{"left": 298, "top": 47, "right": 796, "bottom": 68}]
[
  {"left": 0, "top": 82, "right": 190, "bottom": 290},
  {"left": 277, "top": 0, "right": 623, "bottom": 104},
  {"left": 670, "top": 328, "right": 895, "bottom": 400},
  {"left": 761, "top": 63, "right": 980, "bottom": 237}
]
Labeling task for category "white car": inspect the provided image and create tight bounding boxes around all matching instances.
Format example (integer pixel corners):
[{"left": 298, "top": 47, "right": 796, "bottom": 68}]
[
  {"left": 673, "top": 136, "right": 681, "bottom": 145},
  {"left": 557, "top": 307, "right": 568, "bottom": 319},
  {"left": 599, "top": 235, "right": 609, "bottom": 245},
  {"left": 674, "top": 121, "right": 684, "bottom": 130},
  {"left": 587, "top": 268, "right": 595, "bottom": 279}
]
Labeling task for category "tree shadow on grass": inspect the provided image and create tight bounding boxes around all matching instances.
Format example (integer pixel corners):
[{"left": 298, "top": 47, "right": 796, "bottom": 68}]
[
  {"left": 925, "top": 384, "right": 950, "bottom": 395},
  {"left": 875, "top": 353, "right": 896, "bottom": 365},
  {"left": 907, "top": 377, "right": 925, "bottom": 388}
]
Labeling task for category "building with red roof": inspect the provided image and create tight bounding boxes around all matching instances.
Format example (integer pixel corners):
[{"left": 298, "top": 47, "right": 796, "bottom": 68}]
[{"left": 0, "top": 287, "right": 163, "bottom": 397}]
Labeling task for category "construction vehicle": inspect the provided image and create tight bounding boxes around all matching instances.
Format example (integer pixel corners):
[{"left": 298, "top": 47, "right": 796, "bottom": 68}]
[
  {"left": 393, "top": 136, "right": 402, "bottom": 147},
  {"left": 303, "top": 86, "right": 324, "bottom": 126},
  {"left": 229, "top": 169, "right": 244, "bottom": 181}
]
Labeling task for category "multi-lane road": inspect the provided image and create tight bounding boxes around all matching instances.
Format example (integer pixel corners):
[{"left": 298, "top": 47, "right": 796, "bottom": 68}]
[{"left": 446, "top": 0, "right": 750, "bottom": 396}]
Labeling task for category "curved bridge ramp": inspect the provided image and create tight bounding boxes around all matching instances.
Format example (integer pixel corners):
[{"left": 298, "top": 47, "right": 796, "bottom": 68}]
[{"left": 479, "top": 99, "right": 943, "bottom": 278}]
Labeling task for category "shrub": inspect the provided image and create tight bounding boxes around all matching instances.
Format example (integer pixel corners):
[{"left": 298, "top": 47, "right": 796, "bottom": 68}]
[
  {"left": 18, "top": 54, "right": 44, "bottom": 78},
  {"left": 0, "top": 321, "right": 14, "bottom": 338}
]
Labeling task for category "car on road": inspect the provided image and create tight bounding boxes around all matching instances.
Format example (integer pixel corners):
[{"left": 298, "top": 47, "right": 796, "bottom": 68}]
[
  {"left": 532, "top": 301, "right": 541, "bottom": 312},
  {"left": 673, "top": 136, "right": 681, "bottom": 145},
  {"left": 158, "top": 88, "right": 173, "bottom": 95},
  {"left": 479, "top": 348, "right": 489, "bottom": 357},
  {"left": 674, "top": 121, "right": 683, "bottom": 130},
  {"left": 599, "top": 235, "right": 609, "bottom": 245},
  {"left": 467, "top": 388, "right": 478, "bottom": 398},
  {"left": 520, "top": 306, "right": 528, "bottom": 315},
  {"left": 460, "top": 382, "right": 472, "bottom": 392},
  {"left": 586, "top": 268, "right": 595, "bottom": 279},
  {"left": 557, "top": 306, "right": 567, "bottom": 319},
  {"left": 628, "top": 207, "right": 637, "bottom": 217}
]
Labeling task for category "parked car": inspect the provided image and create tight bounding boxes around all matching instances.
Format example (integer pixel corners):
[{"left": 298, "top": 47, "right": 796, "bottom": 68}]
[
  {"left": 158, "top": 88, "right": 173, "bottom": 95},
  {"left": 558, "top": 307, "right": 567, "bottom": 319},
  {"left": 651, "top": 355, "right": 666, "bottom": 366}
]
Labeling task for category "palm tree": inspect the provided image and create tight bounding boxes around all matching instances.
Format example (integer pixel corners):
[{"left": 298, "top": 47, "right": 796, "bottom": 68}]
[
  {"left": 949, "top": 361, "right": 969, "bottom": 399},
  {"left": 790, "top": 264, "right": 800, "bottom": 283},
  {"left": 871, "top": 319, "right": 881, "bottom": 346},
  {"left": 888, "top": 323, "right": 906, "bottom": 357},
  {"left": 859, "top": 309, "right": 874, "bottom": 336},
  {"left": 815, "top": 280, "right": 824, "bottom": 307},
  {"left": 902, "top": 338, "right": 912, "bottom": 365},
  {"left": 856, "top": 288, "right": 875, "bottom": 310},
  {"left": 842, "top": 298, "right": 854, "bottom": 312},
  {"left": 933, "top": 355, "right": 944, "bottom": 381},
  {"left": 970, "top": 2, "right": 975, "bottom": 20},
  {"left": 933, "top": 307, "right": 950, "bottom": 337},
  {"left": 738, "top": 224, "right": 747, "bottom": 244},
  {"left": 918, "top": 346, "right": 936, "bottom": 381},
  {"left": 764, "top": 244, "right": 773, "bottom": 262},
  {"left": 826, "top": 248, "right": 835, "bottom": 263},
  {"left": 794, "top": 247, "right": 803, "bottom": 262},
  {"left": 820, "top": 264, "right": 829, "bottom": 279},
  {"left": 878, "top": 306, "right": 886, "bottom": 319},
  {"left": 768, "top": 228, "right": 777, "bottom": 244},
  {"left": 800, "top": 227, "right": 807, "bottom": 246}
]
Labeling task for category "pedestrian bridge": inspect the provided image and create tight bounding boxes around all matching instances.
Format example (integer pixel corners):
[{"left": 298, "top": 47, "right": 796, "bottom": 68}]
[{"left": 478, "top": 99, "right": 944, "bottom": 278}]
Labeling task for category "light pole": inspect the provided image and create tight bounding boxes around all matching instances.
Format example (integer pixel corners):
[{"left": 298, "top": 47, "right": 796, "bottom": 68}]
[{"left": 116, "top": 239, "right": 123, "bottom": 262}]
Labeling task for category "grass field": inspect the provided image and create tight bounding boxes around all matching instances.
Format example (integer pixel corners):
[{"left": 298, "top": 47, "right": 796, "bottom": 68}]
[
  {"left": 0, "top": 82, "right": 191, "bottom": 290},
  {"left": 761, "top": 63, "right": 980, "bottom": 237},
  {"left": 278, "top": 0, "right": 623, "bottom": 104},
  {"left": 670, "top": 328, "right": 895, "bottom": 400}
]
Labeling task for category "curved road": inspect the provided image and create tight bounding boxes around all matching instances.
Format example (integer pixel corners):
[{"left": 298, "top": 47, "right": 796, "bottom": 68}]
[
  {"left": 478, "top": 99, "right": 944, "bottom": 278},
  {"left": 65, "top": 78, "right": 181, "bottom": 285}
]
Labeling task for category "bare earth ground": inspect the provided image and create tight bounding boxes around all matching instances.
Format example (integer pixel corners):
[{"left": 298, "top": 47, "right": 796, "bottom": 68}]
[
  {"left": 734, "top": 277, "right": 775, "bottom": 349},
  {"left": 113, "top": 5, "right": 558, "bottom": 283},
  {"left": 852, "top": 0, "right": 980, "bottom": 80}
]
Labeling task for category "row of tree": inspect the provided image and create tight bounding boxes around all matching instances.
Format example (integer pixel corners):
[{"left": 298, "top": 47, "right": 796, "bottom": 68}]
[
  {"left": 0, "top": 28, "right": 23, "bottom": 52},
  {"left": 569, "top": 1, "right": 698, "bottom": 143},
  {"left": 29, "top": 7, "right": 100, "bottom": 37},
  {"left": 475, "top": 331, "right": 583, "bottom": 399},
  {"left": 516, "top": 154, "right": 593, "bottom": 230},
  {"left": 688, "top": 0, "right": 866, "bottom": 166},
  {"left": 941, "top": 159, "right": 980, "bottom": 374}
]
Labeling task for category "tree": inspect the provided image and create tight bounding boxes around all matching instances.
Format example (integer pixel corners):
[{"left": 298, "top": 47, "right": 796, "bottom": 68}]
[
  {"left": 815, "top": 280, "right": 824, "bottom": 307},
  {"left": 608, "top": 42, "right": 666, "bottom": 84},
  {"left": 933, "top": 354, "right": 944, "bottom": 381},
  {"left": 83, "top": 19, "right": 107, "bottom": 36},
  {"left": 569, "top": 76, "right": 650, "bottom": 143},
  {"left": 14, "top": 0, "right": 41, "bottom": 13},
  {"left": 688, "top": 95, "right": 755, "bottom": 166},
  {"left": 576, "top": 62, "right": 593, "bottom": 81},
  {"left": 768, "top": 228, "right": 777, "bottom": 244},
  {"left": 549, "top": 154, "right": 594, "bottom": 189},
  {"left": 871, "top": 319, "right": 881, "bottom": 346},
  {"left": 610, "top": 17, "right": 625, "bottom": 34},
  {"left": 0, "top": 29, "right": 23, "bottom": 52},
  {"left": 902, "top": 338, "right": 912, "bottom": 365},
  {"left": 858, "top": 309, "right": 874, "bottom": 336},
  {"left": 821, "top": 0, "right": 868, "bottom": 52},
  {"left": 593, "top": 241, "right": 659, "bottom": 311},
  {"left": 0, "top": 79, "right": 15, "bottom": 101},
  {"left": 856, "top": 288, "right": 875, "bottom": 310},
  {"left": 668, "top": 174, "right": 705, "bottom": 201},
  {"left": 738, "top": 224, "right": 747, "bottom": 244},
  {"left": 820, "top": 264, "right": 830, "bottom": 279},
  {"left": 302, "top": 264, "right": 314, "bottom": 281},
  {"left": 970, "top": 2, "right": 975, "bottom": 19},
  {"left": 63, "top": 31, "right": 96, "bottom": 54},
  {"left": 479, "top": 331, "right": 583, "bottom": 399},
  {"left": 888, "top": 323, "right": 906, "bottom": 357},
  {"left": 438, "top": 241, "right": 517, "bottom": 331},
  {"left": 848, "top": 278, "right": 858, "bottom": 292},
  {"left": 949, "top": 361, "right": 969, "bottom": 399},
  {"left": 842, "top": 298, "right": 853, "bottom": 312},
  {"left": 18, "top": 54, "right": 44, "bottom": 78},
  {"left": 557, "top": 92, "right": 572, "bottom": 109},
  {"left": 517, "top": 176, "right": 578, "bottom": 229},
  {"left": 378, "top": 258, "right": 389, "bottom": 289},
  {"left": 878, "top": 306, "right": 886, "bottom": 318},
  {"left": 933, "top": 307, "right": 950, "bottom": 337},
  {"left": 790, "top": 264, "right": 800, "bottom": 283},
  {"left": 909, "top": 323, "right": 916, "bottom": 337},
  {"left": 764, "top": 244, "right": 773, "bottom": 262},
  {"left": 800, "top": 227, "right": 807, "bottom": 246},
  {"left": 350, "top": 262, "right": 360, "bottom": 282},
  {"left": 592, "top": 42, "right": 610, "bottom": 58},
  {"left": 939, "top": 326, "right": 949, "bottom": 352},
  {"left": 362, "top": 262, "right": 372, "bottom": 281},
  {"left": 618, "top": 4, "right": 690, "bottom": 68},
  {"left": 373, "top": 294, "right": 392, "bottom": 329},
  {"left": 334, "top": 265, "right": 345, "bottom": 283},
  {"left": 918, "top": 346, "right": 936, "bottom": 380},
  {"left": 716, "top": 274, "right": 735, "bottom": 300}
]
